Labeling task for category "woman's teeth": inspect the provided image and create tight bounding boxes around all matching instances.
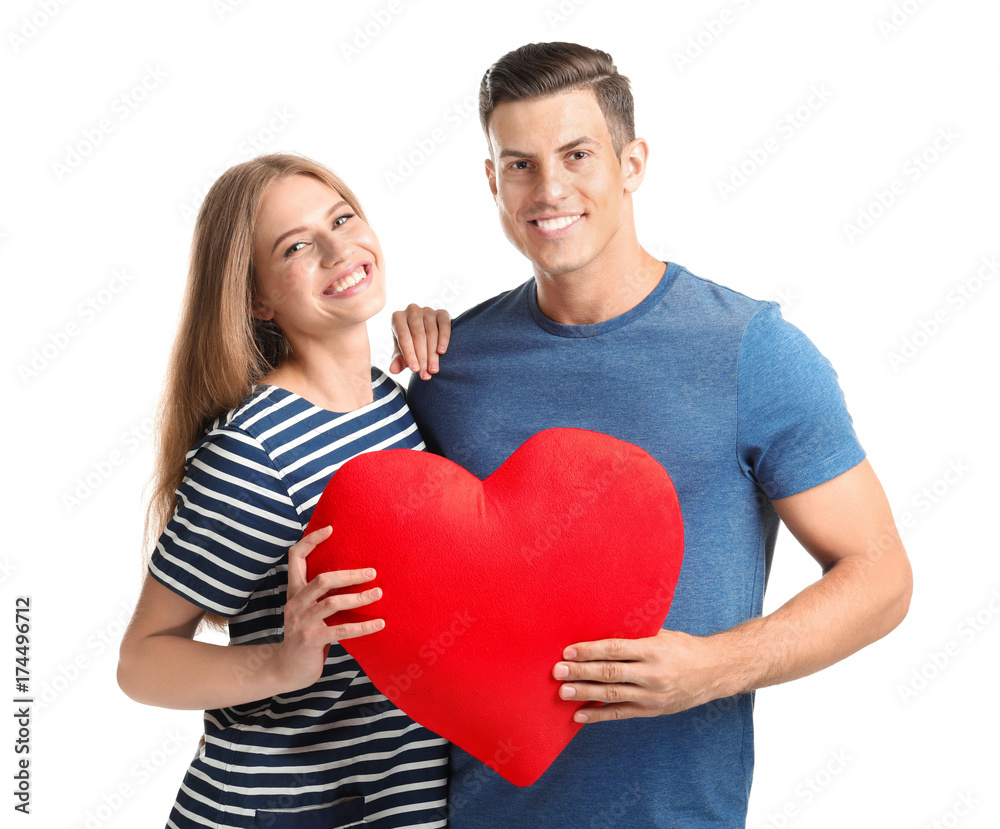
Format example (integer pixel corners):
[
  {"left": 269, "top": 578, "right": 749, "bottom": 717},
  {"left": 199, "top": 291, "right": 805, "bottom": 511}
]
[{"left": 325, "top": 266, "right": 367, "bottom": 295}]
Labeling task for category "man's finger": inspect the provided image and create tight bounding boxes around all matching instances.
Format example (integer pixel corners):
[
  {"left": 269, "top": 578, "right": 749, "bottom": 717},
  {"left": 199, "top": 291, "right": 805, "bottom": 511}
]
[
  {"left": 562, "top": 637, "right": 642, "bottom": 663},
  {"left": 554, "top": 658, "right": 635, "bottom": 685},
  {"left": 573, "top": 702, "right": 649, "bottom": 724}
]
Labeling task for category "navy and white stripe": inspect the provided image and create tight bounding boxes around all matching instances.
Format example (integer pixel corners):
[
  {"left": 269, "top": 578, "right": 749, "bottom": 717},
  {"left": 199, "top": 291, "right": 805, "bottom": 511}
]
[{"left": 149, "top": 368, "right": 448, "bottom": 828}]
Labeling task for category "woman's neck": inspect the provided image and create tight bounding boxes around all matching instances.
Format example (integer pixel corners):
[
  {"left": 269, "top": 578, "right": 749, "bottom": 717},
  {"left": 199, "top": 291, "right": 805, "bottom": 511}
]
[{"left": 261, "top": 325, "right": 375, "bottom": 412}]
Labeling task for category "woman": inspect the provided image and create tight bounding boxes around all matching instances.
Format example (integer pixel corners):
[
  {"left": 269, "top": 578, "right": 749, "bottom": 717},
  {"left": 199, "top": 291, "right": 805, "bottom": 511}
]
[{"left": 118, "top": 153, "right": 450, "bottom": 828}]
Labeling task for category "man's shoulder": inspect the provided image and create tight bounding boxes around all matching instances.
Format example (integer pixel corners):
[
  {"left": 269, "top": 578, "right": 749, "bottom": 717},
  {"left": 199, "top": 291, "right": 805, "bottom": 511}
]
[
  {"left": 671, "top": 265, "right": 777, "bottom": 327},
  {"left": 450, "top": 278, "right": 533, "bottom": 334}
]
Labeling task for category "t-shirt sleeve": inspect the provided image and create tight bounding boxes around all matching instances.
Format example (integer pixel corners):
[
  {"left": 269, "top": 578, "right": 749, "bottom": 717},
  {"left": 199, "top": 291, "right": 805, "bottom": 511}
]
[
  {"left": 148, "top": 428, "right": 303, "bottom": 616},
  {"left": 736, "top": 303, "right": 866, "bottom": 501}
]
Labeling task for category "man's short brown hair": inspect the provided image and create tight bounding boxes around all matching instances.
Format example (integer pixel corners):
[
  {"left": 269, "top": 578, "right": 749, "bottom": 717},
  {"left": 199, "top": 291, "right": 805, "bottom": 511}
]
[{"left": 479, "top": 42, "right": 636, "bottom": 156}]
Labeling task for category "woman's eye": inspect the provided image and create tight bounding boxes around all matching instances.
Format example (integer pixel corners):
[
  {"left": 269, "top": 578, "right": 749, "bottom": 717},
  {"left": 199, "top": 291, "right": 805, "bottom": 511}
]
[
  {"left": 283, "top": 241, "right": 307, "bottom": 258},
  {"left": 333, "top": 213, "right": 355, "bottom": 227}
]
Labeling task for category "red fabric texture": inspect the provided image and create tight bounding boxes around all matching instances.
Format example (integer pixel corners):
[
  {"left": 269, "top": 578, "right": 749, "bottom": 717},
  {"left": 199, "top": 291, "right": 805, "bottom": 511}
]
[{"left": 305, "top": 427, "right": 684, "bottom": 786}]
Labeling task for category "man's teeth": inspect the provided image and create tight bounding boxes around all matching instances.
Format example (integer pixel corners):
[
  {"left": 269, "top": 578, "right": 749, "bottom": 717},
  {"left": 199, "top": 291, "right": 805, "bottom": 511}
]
[
  {"left": 325, "top": 266, "right": 366, "bottom": 294},
  {"left": 535, "top": 215, "right": 581, "bottom": 231}
]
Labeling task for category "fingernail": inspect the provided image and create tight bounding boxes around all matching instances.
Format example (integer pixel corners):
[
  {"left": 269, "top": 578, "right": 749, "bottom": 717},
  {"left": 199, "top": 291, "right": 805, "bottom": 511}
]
[
  {"left": 409, "top": 362, "right": 419, "bottom": 372},
  {"left": 561, "top": 684, "right": 576, "bottom": 699},
  {"left": 374, "top": 619, "right": 385, "bottom": 630},
  {"left": 574, "top": 711, "right": 589, "bottom": 723},
  {"left": 371, "top": 588, "right": 382, "bottom": 599},
  {"left": 554, "top": 663, "right": 569, "bottom": 679},
  {"left": 564, "top": 648, "right": 577, "bottom": 660},
  {"left": 363, "top": 568, "right": 375, "bottom": 578}
]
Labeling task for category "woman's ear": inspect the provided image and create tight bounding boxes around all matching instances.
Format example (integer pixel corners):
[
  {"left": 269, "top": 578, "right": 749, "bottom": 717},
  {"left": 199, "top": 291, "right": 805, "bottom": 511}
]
[{"left": 251, "top": 297, "right": 275, "bottom": 321}]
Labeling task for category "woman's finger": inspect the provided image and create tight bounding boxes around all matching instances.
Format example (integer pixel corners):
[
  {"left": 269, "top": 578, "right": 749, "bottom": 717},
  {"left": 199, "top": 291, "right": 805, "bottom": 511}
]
[
  {"left": 435, "top": 310, "right": 452, "bottom": 354},
  {"left": 390, "top": 308, "right": 418, "bottom": 373},
  {"left": 285, "top": 525, "right": 333, "bottom": 601},
  {"left": 292, "top": 567, "right": 377, "bottom": 609},
  {"left": 406, "top": 306, "right": 429, "bottom": 378},
  {"left": 311, "top": 585, "right": 383, "bottom": 625},
  {"left": 325, "top": 617, "right": 386, "bottom": 643}
]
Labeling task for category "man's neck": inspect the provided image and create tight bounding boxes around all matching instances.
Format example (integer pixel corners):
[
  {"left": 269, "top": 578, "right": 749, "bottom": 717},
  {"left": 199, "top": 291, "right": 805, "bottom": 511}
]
[{"left": 533, "top": 249, "right": 666, "bottom": 326}]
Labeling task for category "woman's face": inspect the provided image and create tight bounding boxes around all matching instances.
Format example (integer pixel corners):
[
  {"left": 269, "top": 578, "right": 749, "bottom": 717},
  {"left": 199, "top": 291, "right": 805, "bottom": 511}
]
[{"left": 252, "top": 173, "right": 386, "bottom": 341}]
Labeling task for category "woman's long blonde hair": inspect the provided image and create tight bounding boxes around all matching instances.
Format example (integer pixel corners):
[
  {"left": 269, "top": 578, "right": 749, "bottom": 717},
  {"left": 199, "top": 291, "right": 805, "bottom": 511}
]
[{"left": 144, "top": 153, "right": 367, "bottom": 629}]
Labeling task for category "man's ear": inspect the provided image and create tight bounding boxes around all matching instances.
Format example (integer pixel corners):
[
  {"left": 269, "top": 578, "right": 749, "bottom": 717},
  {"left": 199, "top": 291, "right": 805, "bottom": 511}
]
[
  {"left": 485, "top": 157, "right": 498, "bottom": 202},
  {"left": 622, "top": 137, "right": 650, "bottom": 195}
]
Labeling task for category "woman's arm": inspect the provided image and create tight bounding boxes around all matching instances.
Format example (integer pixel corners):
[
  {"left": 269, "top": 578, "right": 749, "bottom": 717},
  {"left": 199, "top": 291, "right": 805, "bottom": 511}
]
[{"left": 118, "top": 526, "right": 384, "bottom": 710}]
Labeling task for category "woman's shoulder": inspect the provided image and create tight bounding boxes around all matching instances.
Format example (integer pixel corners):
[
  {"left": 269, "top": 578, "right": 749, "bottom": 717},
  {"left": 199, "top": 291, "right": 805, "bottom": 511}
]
[{"left": 183, "top": 385, "right": 304, "bottom": 469}]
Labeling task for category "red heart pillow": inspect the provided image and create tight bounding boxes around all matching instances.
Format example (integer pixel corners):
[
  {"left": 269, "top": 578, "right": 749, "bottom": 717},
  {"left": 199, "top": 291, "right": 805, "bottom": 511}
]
[{"left": 305, "top": 427, "right": 683, "bottom": 786}]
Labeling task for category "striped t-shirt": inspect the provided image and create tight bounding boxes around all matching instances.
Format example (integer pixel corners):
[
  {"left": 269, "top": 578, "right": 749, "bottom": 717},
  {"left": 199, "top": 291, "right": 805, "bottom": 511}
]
[{"left": 149, "top": 368, "right": 449, "bottom": 829}]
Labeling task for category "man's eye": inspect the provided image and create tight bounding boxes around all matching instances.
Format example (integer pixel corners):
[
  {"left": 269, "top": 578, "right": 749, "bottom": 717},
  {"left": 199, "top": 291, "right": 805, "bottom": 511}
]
[
  {"left": 571, "top": 151, "right": 589, "bottom": 160},
  {"left": 283, "top": 241, "right": 307, "bottom": 258},
  {"left": 511, "top": 161, "right": 530, "bottom": 170}
]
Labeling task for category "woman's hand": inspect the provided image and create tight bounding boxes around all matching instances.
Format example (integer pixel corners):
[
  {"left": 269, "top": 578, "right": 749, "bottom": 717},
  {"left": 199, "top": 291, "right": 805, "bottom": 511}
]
[
  {"left": 389, "top": 305, "right": 452, "bottom": 380},
  {"left": 272, "top": 525, "right": 385, "bottom": 692}
]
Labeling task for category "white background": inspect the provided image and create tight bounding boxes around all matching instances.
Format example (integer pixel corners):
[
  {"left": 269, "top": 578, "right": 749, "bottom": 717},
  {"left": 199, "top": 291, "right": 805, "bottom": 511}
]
[{"left": 3, "top": 0, "right": 998, "bottom": 827}]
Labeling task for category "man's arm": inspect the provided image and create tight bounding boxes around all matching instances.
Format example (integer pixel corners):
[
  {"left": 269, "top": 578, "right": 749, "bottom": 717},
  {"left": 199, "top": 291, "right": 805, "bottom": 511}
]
[{"left": 553, "top": 458, "right": 913, "bottom": 722}]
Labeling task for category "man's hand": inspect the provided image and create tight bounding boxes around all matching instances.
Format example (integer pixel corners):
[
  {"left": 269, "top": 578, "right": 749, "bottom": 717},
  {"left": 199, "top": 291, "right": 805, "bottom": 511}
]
[
  {"left": 553, "top": 459, "right": 912, "bottom": 725},
  {"left": 390, "top": 305, "right": 451, "bottom": 380},
  {"left": 553, "top": 629, "right": 732, "bottom": 723}
]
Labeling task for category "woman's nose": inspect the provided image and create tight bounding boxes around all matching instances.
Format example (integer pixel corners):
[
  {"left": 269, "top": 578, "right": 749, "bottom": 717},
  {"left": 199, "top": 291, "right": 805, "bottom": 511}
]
[{"left": 318, "top": 231, "right": 353, "bottom": 269}]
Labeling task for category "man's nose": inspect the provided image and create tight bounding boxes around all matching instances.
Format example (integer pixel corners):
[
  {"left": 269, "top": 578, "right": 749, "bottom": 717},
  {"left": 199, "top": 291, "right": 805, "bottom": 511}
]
[{"left": 533, "top": 160, "right": 569, "bottom": 204}]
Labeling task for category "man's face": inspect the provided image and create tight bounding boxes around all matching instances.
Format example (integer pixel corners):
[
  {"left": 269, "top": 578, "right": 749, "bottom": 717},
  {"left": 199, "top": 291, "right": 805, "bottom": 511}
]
[{"left": 485, "top": 88, "right": 634, "bottom": 280}]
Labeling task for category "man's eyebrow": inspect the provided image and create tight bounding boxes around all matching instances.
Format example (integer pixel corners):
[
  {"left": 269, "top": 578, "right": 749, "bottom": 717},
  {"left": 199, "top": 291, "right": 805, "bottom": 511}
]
[
  {"left": 497, "top": 136, "right": 600, "bottom": 160},
  {"left": 270, "top": 200, "right": 349, "bottom": 255}
]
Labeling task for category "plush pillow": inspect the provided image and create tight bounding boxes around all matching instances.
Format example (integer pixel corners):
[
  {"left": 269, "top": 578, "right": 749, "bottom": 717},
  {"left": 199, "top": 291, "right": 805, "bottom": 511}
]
[{"left": 306, "top": 427, "right": 684, "bottom": 786}]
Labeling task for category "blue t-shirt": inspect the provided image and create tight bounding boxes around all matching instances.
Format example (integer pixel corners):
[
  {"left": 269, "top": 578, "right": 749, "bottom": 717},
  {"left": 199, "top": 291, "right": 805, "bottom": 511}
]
[{"left": 406, "top": 262, "right": 866, "bottom": 828}]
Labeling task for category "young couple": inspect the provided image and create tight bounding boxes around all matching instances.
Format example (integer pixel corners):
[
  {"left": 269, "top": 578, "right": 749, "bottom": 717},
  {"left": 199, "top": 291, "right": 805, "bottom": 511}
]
[{"left": 118, "top": 42, "right": 911, "bottom": 829}]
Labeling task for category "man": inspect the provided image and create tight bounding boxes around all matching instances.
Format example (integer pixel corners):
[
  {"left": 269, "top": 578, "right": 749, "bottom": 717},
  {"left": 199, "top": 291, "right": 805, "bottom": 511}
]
[{"left": 391, "top": 42, "right": 911, "bottom": 828}]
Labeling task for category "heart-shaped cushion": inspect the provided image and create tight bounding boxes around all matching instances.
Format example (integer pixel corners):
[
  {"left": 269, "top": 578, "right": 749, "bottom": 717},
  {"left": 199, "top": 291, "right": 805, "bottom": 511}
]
[{"left": 305, "top": 427, "right": 684, "bottom": 786}]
